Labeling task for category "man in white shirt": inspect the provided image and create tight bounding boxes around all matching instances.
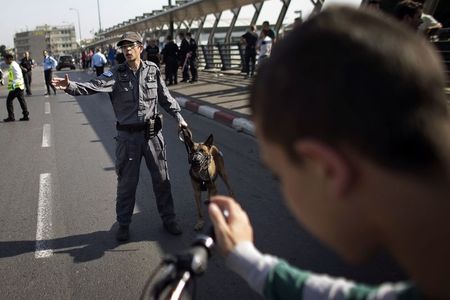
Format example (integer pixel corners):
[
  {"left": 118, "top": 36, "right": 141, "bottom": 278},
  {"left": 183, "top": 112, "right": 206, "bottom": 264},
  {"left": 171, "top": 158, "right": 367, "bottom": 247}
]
[
  {"left": 257, "top": 30, "right": 272, "bottom": 64},
  {"left": 92, "top": 48, "right": 107, "bottom": 76},
  {"left": 3, "top": 53, "right": 29, "bottom": 122}
]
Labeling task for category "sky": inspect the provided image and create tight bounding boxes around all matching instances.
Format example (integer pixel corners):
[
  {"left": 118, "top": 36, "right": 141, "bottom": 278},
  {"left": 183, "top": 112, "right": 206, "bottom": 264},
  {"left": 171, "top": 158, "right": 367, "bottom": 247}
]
[{"left": 1, "top": 0, "right": 362, "bottom": 49}]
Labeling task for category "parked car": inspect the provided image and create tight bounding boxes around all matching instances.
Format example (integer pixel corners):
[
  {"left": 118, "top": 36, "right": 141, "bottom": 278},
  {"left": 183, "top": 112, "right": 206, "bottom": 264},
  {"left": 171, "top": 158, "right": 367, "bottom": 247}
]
[{"left": 56, "top": 55, "right": 76, "bottom": 70}]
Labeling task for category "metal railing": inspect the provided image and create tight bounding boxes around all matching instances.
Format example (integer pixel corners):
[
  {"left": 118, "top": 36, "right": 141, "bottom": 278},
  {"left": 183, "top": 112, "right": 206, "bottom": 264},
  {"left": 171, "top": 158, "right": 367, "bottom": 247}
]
[
  {"left": 199, "top": 43, "right": 244, "bottom": 71},
  {"left": 434, "top": 39, "right": 450, "bottom": 85}
]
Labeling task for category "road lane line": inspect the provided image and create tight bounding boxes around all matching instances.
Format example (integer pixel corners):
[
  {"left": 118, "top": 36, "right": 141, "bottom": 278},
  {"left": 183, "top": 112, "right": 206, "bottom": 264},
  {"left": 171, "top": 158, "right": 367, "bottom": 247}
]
[
  {"left": 45, "top": 102, "right": 50, "bottom": 114},
  {"left": 42, "top": 124, "right": 51, "bottom": 147},
  {"left": 35, "top": 173, "right": 53, "bottom": 258}
]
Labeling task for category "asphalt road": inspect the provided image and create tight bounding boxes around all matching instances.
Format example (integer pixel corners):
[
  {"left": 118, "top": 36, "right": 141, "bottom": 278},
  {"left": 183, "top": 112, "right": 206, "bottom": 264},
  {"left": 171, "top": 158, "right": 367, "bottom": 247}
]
[{"left": 0, "top": 68, "right": 405, "bottom": 300}]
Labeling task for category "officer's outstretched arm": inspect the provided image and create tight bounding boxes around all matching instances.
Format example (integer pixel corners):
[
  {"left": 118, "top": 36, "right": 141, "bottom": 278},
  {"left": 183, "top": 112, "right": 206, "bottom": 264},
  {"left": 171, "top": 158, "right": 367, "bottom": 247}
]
[{"left": 52, "top": 74, "right": 70, "bottom": 90}]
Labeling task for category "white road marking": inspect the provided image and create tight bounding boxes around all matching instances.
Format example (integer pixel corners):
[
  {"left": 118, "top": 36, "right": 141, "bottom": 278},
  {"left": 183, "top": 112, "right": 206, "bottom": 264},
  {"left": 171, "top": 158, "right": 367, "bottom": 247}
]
[
  {"left": 35, "top": 173, "right": 53, "bottom": 258},
  {"left": 42, "top": 124, "right": 51, "bottom": 147},
  {"left": 45, "top": 102, "right": 50, "bottom": 114}
]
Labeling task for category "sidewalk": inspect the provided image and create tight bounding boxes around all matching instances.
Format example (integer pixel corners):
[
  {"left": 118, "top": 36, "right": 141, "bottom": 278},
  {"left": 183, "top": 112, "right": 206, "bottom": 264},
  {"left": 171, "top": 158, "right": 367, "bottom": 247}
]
[{"left": 168, "top": 69, "right": 256, "bottom": 136}]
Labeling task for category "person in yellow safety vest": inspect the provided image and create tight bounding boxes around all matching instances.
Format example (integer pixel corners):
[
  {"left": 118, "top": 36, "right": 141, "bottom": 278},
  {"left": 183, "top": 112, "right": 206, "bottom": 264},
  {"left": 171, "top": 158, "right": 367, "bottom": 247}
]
[{"left": 3, "top": 53, "right": 29, "bottom": 122}]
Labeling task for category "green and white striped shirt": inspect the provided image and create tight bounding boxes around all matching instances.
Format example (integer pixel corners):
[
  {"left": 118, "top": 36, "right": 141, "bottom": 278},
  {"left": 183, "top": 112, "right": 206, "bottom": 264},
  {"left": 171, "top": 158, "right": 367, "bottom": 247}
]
[{"left": 226, "top": 242, "right": 421, "bottom": 300}]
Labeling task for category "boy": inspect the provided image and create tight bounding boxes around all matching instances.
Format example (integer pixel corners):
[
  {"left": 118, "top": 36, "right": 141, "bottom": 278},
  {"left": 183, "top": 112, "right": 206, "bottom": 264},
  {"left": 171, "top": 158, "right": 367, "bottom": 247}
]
[{"left": 209, "top": 6, "right": 450, "bottom": 299}]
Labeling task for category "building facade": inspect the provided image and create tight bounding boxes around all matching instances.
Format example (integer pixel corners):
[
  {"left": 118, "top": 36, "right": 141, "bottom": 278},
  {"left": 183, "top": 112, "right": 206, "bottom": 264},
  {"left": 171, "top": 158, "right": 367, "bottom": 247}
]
[{"left": 14, "top": 25, "right": 78, "bottom": 63}]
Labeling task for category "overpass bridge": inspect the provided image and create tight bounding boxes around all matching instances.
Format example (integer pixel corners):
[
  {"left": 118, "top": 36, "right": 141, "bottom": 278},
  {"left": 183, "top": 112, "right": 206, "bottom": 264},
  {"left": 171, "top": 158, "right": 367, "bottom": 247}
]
[{"left": 85, "top": 0, "right": 309, "bottom": 49}]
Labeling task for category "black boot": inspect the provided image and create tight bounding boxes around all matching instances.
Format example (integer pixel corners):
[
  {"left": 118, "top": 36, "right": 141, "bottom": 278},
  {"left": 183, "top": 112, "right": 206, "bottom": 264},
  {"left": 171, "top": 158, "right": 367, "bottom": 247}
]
[
  {"left": 20, "top": 112, "right": 30, "bottom": 121},
  {"left": 3, "top": 117, "right": 15, "bottom": 122},
  {"left": 116, "top": 225, "right": 130, "bottom": 242},
  {"left": 163, "top": 220, "right": 182, "bottom": 235}
]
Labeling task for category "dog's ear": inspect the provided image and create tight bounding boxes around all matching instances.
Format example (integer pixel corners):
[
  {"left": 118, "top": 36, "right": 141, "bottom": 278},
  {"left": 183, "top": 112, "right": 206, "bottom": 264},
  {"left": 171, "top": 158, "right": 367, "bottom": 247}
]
[{"left": 204, "top": 134, "right": 214, "bottom": 148}]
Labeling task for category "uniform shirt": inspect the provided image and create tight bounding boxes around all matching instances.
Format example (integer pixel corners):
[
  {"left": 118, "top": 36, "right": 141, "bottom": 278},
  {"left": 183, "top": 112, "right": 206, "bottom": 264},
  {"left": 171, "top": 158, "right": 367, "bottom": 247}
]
[
  {"left": 161, "top": 41, "right": 179, "bottom": 63},
  {"left": 20, "top": 57, "right": 33, "bottom": 73},
  {"left": 43, "top": 55, "right": 57, "bottom": 70},
  {"left": 242, "top": 31, "right": 258, "bottom": 53},
  {"left": 188, "top": 38, "right": 198, "bottom": 58},
  {"left": 179, "top": 39, "right": 190, "bottom": 59},
  {"left": 92, "top": 52, "right": 107, "bottom": 67},
  {"left": 64, "top": 61, "right": 184, "bottom": 125}
]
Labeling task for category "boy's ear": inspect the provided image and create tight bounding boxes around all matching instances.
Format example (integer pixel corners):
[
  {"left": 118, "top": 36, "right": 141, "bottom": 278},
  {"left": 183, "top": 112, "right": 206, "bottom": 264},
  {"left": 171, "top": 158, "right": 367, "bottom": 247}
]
[{"left": 294, "top": 140, "right": 353, "bottom": 197}]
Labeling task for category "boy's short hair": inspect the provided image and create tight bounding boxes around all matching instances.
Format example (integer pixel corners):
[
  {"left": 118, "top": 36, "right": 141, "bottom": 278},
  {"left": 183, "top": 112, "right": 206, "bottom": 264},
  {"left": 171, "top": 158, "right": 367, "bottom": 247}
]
[
  {"left": 4, "top": 53, "right": 14, "bottom": 60},
  {"left": 250, "top": 6, "right": 447, "bottom": 174}
]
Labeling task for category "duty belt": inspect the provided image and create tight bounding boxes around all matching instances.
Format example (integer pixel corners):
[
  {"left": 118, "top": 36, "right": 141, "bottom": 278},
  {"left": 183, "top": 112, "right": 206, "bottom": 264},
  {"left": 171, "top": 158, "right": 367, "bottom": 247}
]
[{"left": 116, "top": 122, "right": 146, "bottom": 132}]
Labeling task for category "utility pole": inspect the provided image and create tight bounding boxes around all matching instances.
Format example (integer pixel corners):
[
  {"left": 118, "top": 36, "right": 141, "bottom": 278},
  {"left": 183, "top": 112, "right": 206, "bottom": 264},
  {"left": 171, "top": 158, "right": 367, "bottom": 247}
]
[
  {"left": 169, "top": 0, "right": 174, "bottom": 37},
  {"left": 97, "top": 0, "right": 102, "bottom": 32},
  {"left": 69, "top": 8, "right": 82, "bottom": 45}
]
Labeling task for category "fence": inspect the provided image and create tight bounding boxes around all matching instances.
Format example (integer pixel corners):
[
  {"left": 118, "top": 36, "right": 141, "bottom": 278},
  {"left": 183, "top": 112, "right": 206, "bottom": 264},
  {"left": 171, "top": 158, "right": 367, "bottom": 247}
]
[{"left": 199, "top": 43, "right": 245, "bottom": 72}]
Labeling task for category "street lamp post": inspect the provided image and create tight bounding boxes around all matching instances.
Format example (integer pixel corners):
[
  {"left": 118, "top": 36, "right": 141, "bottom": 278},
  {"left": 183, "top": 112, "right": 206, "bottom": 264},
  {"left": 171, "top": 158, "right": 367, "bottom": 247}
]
[
  {"left": 169, "top": 0, "right": 174, "bottom": 37},
  {"left": 69, "top": 8, "right": 82, "bottom": 46},
  {"left": 97, "top": 0, "right": 102, "bottom": 32}
]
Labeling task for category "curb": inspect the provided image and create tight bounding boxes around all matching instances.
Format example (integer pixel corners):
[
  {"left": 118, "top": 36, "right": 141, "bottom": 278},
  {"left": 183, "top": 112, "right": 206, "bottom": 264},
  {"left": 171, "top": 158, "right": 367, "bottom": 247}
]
[{"left": 175, "top": 96, "right": 255, "bottom": 136}]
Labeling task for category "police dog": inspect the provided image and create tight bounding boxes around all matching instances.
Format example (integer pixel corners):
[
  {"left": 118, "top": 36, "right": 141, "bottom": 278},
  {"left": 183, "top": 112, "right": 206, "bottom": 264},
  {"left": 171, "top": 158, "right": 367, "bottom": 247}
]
[{"left": 184, "top": 132, "right": 234, "bottom": 231}]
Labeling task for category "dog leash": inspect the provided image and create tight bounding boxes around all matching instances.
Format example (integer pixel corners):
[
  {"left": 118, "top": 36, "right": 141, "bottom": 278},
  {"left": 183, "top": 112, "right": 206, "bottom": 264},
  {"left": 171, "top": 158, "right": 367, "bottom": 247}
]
[{"left": 178, "top": 127, "right": 193, "bottom": 163}]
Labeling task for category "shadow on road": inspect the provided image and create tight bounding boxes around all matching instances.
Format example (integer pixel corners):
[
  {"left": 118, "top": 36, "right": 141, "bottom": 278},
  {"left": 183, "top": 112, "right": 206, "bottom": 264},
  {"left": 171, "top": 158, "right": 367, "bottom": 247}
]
[{"left": 0, "top": 212, "right": 187, "bottom": 263}]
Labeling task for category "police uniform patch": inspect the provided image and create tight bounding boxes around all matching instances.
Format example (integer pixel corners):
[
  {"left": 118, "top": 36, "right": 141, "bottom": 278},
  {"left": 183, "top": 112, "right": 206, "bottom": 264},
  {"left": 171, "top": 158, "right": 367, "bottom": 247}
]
[{"left": 103, "top": 70, "right": 113, "bottom": 77}]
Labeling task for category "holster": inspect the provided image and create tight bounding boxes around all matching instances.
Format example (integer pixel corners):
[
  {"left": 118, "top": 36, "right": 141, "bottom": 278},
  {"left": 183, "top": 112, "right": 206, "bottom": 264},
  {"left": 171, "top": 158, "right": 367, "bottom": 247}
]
[{"left": 145, "top": 113, "right": 163, "bottom": 140}]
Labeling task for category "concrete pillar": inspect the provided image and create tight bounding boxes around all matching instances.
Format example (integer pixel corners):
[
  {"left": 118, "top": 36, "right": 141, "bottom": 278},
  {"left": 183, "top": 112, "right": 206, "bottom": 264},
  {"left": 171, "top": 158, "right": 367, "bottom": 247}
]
[
  {"left": 275, "top": 0, "right": 291, "bottom": 36},
  {"left": 225, "top": 8, "right": 241, "bottom": 43}
]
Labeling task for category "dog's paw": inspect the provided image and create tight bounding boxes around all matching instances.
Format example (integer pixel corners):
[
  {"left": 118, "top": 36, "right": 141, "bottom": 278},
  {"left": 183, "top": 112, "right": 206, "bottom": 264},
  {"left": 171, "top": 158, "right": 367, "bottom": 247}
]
[{"left": 194, "top": 220, "right": 205, "bottom": 231}]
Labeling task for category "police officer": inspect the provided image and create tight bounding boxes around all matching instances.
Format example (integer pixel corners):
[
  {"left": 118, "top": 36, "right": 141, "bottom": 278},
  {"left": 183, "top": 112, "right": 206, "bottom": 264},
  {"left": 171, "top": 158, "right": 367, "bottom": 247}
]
[
  {"left": 161, "top": 35, "right": 179, "bottom": 85},
  {"left": 178, "top": 31, "right": 190, "bottom": 82},
  {"left": 3, "top": 53, "right": 29, "bottom": 122},
  {"left": 145, "top": 39, "right": 160, "bottom": 67},
  {"left": 20, "top": 51, "right": 34, "bottom": 96},
  {"left": 186, "top": 32, "right": 198, "bottom": 83},
  {"left": 52, "top": 31, "right": 188, "bottom": 242}
]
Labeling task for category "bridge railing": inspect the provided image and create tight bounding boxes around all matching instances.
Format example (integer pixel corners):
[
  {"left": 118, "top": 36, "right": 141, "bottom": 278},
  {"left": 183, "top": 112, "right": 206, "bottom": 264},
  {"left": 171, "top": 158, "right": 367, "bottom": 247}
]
[
  {"left": 434, "top": 39, "right": 450, "bottom": 86},
  {"left": 199, "top": 43, "right": 245, "bottom": 71}
]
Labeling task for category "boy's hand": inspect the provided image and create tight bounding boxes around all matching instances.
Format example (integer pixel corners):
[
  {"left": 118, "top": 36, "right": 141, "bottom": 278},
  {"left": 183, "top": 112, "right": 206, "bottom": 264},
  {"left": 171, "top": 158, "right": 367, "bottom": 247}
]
[
  {"left": 208, "top": 195, "right": 253, "bottom": 256},
  {"left": 51, "top": 74, "right": 70, "bottom": 90}
]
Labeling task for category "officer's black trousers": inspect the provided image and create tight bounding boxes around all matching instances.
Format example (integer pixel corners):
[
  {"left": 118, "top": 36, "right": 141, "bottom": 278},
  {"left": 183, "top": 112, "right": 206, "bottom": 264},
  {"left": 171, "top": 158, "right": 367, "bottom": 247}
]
[
  {"left": 182, "top": 57, "right": 197, "bottom": 81},
  {"left": 6, "top": 88, "right": 28, "bottom": 119},
  {"left": 165, "top": 60, "right": 178, "bottom": 85},
  {"left": 244, "top": 52, "right": 256, "bottom": 76},
  {"left": 115, "top": 131, "right": 176, "bottom": 226},
  {"left": 23, "top": 71, "right": 32, "bottom": 95}
]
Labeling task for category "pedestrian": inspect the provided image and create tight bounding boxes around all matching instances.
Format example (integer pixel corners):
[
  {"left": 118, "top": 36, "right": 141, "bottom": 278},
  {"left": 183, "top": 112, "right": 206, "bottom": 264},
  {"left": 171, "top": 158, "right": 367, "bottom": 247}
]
[
  {"left": 92, "top": 47, "right": 107, "bottom": 76},
  {"left": 19, "top": 51, "right": 34, "bottom": 96},
  {"left": 42, "top": 50, "right": 57, "bottom": 96},
  {"left": 417, "top": 0, "right": 442, "bottom": 39},
  {"left": 161, "top": 35, "right": 179, "bottom": 86},
  {"left": 186, "top": 32, "right": 198, "bottom": 83},
  {"left": 208, "top": 6, "right": 450, "bottom": 300},
  {"left": 81, "top": 50, "right": 87, "bottom": 69},
  {"left": 145, "top": 39, "right": 160, "bottom": 67},
  {"left": 51, "top": 31, "right": 188, "bottom": 241},
  {"left": 256, "top": 30, "right": 272, "bottom": 64},
  {"left": 2, "top": 53, "right": 29, "bottom": 122},
  {"left": 178, "top": 31, "right": 190, "bottom": 82},
  {"left": 107, "top": 45, "right": 117, "bottom": 67},
  {"left": 241, "top": 25, "right": 258, "bottom": 79},
  {"left": 261, "top": 21, "right": 276, "bottom": 42}
]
